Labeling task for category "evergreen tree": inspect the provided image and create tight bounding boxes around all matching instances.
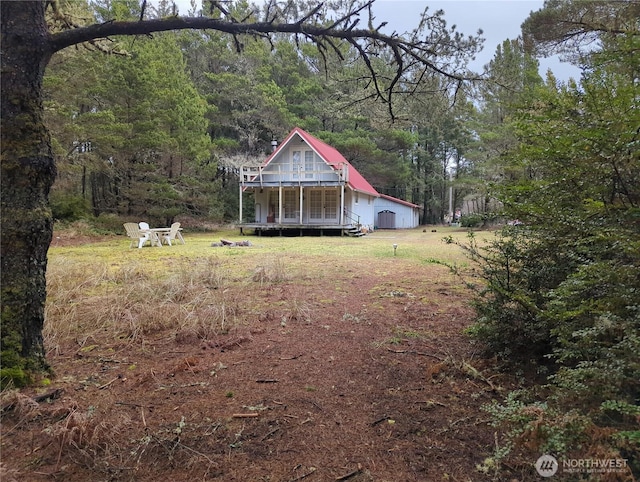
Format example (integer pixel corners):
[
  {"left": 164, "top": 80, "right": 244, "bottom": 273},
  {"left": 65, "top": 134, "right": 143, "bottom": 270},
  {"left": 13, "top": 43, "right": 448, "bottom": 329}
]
[{"left": 467, "top": 9, "right": 639, "bottom": 470}]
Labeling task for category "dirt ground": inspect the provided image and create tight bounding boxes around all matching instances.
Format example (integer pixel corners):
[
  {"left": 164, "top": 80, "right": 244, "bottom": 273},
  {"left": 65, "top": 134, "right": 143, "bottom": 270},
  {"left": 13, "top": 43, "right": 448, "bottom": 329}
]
[{"left": 1, "top": 233, "right": 520, "bottom": 482}]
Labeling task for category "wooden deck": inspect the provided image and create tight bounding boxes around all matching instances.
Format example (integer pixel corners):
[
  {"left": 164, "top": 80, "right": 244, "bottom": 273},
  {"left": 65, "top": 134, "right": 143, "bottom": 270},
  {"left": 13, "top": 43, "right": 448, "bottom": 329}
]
[{"left": 238, "top": 222, "right": 361, "bottom": 236}]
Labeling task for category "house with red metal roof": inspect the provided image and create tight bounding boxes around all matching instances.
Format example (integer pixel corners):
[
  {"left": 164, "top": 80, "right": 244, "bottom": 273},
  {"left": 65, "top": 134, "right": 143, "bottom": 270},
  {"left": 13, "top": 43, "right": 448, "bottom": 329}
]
[{"left": 238, "top": 127, "right": 420, "bottom": 235}]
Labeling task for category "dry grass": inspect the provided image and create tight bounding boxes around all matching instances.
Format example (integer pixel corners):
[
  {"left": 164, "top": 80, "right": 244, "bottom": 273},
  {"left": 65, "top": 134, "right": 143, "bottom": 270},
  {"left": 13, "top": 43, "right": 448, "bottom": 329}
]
[
  {"left": 45, "top": 256, "right": 238, "bottom": 347},
  {"left": 45, "top": 227, "right": 476, "bottom": 350}
]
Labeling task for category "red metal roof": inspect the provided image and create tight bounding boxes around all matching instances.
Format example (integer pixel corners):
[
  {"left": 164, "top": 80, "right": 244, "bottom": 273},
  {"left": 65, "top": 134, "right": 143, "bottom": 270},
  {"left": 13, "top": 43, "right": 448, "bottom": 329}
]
[
  {"left": 378, "top": 193, "right": 421, "bottom": 209},
  {"left": 267, "top": 128, "right": 380, "bottom": 197}
]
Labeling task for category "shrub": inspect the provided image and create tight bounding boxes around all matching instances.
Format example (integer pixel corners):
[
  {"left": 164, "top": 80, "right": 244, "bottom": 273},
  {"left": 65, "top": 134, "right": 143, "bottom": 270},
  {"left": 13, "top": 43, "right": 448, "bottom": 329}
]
[
  {"left": 461, "top": 226, "right": 640, "bottom": 476},
  {"left": 50, "top": 192, "right": 90, "bottom": 222},
  {"left": 460, "top": 213, "right": 483, "bottom": 227},
  {"left": 91, "top": 213, "right": 126, "bottom": 234},
  {"left": 458, "top": 228, "right": 564, "bottom": 366}
]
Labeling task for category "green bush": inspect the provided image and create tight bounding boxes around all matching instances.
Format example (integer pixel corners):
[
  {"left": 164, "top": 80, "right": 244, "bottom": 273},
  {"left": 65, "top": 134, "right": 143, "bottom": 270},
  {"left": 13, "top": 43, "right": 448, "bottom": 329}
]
[
  {"left": 92, "top": 213, "right": 129, "bottom": 234},
  {"left": 460, "top": 213, "right": 483, "bottom": 227},
  {"left": 0, "top": 367, "right": 28, "bottom": 389},
  {"left": 50, "top": 192, "right": 90, "bottom": 221},
  {"left": 461, "top": 226, "right": 639, "bottom": 474},
  {"left": 458, "top": 22, "right": 640, "bottom": 480},
  {"left": 459, "top": 228, "right": 564, "bottom": 366}
]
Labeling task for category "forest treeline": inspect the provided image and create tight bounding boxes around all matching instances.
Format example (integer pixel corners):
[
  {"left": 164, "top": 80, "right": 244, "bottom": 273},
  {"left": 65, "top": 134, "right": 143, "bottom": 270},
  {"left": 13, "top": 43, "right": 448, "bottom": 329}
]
[
  {"left": 38, "top": 0, "right": 640, "bottom": 476},
  {"left": 45, "top": 0, "right": 495, "bottom": 228}
]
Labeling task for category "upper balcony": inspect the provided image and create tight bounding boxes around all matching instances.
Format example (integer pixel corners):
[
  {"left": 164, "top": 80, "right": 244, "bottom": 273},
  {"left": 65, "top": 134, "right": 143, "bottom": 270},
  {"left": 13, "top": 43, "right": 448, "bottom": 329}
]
[{"left": 240, "top": 163, "right": 349, "bottom": 188}]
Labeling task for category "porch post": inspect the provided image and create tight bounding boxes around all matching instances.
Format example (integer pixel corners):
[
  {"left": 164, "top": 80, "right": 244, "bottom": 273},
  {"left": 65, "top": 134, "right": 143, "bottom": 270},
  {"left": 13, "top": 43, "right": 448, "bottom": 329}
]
[
  {"left": 278, "top": 185, "right": 283, "bottom": 225},
  {"left": 239, "top": 184, "right": 243, "bottom": 224},
  {"left": 340, "top": 184, "right": 345, "bottom": 225},
  {"left": 299, "top": 186, "right": 303, "bottom": 224}
]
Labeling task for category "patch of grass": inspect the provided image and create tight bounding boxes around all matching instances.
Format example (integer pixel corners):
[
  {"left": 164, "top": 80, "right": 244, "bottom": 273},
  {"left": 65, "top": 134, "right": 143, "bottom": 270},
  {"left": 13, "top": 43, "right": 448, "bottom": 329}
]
[
  {"left": 282, "top": 297, "right": 311, "bottom": 324},
  {"left": 252, "top": 256, "right": 289, "bottom": 284},
  {"left": 44, "top": 228, "right": 478, "bottom": 361}
]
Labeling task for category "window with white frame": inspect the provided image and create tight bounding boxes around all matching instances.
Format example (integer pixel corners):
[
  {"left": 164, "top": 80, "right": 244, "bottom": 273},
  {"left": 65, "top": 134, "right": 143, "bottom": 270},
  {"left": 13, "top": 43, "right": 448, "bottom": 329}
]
[
  {"left": 284, "top": 190, "right": 297, "bottom": 219},
  {"left": 292, "top": 150, "right": 301, "bottom": 178},
  {"left": 304, "top": 151, "right": 314, "bottom": 179}
]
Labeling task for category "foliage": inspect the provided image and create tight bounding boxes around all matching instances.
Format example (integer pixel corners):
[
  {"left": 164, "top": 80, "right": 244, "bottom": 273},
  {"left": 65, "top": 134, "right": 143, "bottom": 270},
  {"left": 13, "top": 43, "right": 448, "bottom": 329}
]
[
  {"left": 43, "top": 1, "right": 481, "bottom": 228},
  {"left": 463, "top": 38, "right": 543, "bottom": 220},
  {"left": 50, "top": 192, "right": 91, "bottom": 222},
  {"left": 0, "top": 367, "right": 28, "bottom": 389},
  {"left": 460, "top": 229, "right": 555, "bottom": 367},
  {"left": 466, "top": 27, "right": 640, "bottom": 475},
  {"left": 44, "top": 22, "right": 213, "bottom": 226},
  {"left": 459, "top": 213, "right": 503, "bottom": 228},
  {"left": 521, "top": 0, "right": 640, "bottom": 63}
]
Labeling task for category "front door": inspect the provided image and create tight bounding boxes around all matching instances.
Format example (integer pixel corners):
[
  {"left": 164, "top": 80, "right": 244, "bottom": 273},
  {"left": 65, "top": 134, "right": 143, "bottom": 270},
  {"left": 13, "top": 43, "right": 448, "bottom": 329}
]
[
  {"left": 308, "top": 189, "right": 338, "bottom": 224},
  {"left": 283, "top": 189, "right": 299, "bottom": 222}
]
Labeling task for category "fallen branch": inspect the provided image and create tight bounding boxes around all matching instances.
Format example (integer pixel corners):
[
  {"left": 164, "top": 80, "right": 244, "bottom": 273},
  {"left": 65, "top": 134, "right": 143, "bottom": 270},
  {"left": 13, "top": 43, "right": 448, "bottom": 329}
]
[
  {"left": 1, "top": 388, "right": 64, "bottom": 413},
  {"left": 261, "top": 427, "right": 280, "bottom": 441},
  {"left": 115, "top": 401, "right": 151, "bottom": 408},
  {"left": 371, "top": 415, "right": 391, "bottom": 426},
  {"left": 336, "top": 464, "right": 363, "bottom": 481},
  {"left": 98, "top": 375, "right": 124, "bottom": 390},
  {"left": 213, "top": 239, "right": 252, "bottom": 247},
  {"left": 386, "top": 348, "right": 444, "bottom": 360},
  {"left": 33, "top": 388, "right": 64, "bottom": 404},
  {"left": 289, "top": 466, "right": 316, "bottom": 482},
  {"left": 256, "top": 379, "right": 279, "bottom": 383},
  {"left": 417, "top": 400, "right": 447, "bottom": 407},
  {"left": 280, "top": 354, "right": 303, "bottom": 360},
  {"left": 232, "top": 413, "right": 259, "bottom": 418}
]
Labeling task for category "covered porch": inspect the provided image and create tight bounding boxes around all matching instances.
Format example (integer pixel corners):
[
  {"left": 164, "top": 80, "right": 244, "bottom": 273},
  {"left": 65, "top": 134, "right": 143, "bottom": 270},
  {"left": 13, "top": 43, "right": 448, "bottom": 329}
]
[{"left": 238, "top": 164, "right": 362, "bottom": 235}]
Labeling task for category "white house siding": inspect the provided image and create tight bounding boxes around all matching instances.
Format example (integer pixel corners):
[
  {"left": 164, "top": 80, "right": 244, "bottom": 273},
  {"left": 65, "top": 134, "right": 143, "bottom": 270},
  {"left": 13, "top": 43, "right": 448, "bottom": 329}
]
[
  {"left": 373, "top": 197, "right": 420, "bottom": 229},
  {"left": 345, "top": 190, "right": 376, "bottom": 228}
]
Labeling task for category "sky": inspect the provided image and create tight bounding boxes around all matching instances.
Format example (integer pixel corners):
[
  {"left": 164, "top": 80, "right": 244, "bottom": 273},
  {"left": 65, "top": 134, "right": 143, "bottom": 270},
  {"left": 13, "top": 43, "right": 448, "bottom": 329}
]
[
  {"left": 165, "top": 0, "right": 580, "bottom": 82},
  {"left": 371, "top": 0, "right": 579, "bottom": 80}
]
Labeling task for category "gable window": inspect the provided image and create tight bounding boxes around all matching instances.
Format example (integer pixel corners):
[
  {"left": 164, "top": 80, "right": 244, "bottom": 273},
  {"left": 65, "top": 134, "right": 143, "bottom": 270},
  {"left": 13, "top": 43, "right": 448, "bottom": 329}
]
[
  {"left": 304, "top": 151, "right": 314, "bottom": 179},
  {"left": 293, "top": 149, "right": 315, "bottom": 179},
  {"left": 292, "top": 151, "right": 301, "bottom": 179}
]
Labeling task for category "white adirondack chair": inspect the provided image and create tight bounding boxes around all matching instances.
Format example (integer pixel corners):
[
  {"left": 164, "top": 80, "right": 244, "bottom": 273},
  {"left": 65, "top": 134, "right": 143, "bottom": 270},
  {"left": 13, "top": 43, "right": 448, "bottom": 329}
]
[
  {"left": 161, "top": 222, "right": 184, "bottom": 246},
  {"left": 124, "top": 223, "right": 153, "bottom": 249}
]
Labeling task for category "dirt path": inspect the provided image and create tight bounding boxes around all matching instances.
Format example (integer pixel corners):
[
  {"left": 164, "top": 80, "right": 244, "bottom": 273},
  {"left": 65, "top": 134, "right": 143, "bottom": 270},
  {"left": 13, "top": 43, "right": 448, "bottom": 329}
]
[{"left": 2, "top": 250, "right": 508, "bottom": 481}]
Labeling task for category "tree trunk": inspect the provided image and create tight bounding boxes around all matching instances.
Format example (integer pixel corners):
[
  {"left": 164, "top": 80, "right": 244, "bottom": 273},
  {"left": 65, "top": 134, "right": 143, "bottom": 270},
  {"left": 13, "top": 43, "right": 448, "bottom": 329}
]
[{"left": 1, "top": 1, "right": 55, "bottom": 383}]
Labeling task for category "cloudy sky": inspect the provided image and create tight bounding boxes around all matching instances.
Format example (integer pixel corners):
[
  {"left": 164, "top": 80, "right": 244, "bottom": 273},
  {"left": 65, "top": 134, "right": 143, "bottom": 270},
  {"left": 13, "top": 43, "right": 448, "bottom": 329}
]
[
  {"left": 373, "top": 0, "right": 578, "bottom": 80},
  {"left": 164, "top": 0, "right": 580, "bottom": 81}
]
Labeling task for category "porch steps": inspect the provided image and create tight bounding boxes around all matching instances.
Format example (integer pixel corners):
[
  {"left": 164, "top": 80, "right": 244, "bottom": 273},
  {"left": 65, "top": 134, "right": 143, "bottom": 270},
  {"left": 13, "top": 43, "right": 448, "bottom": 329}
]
[{"left": 346, "top": 226, "right": 366, "bottom": 237}]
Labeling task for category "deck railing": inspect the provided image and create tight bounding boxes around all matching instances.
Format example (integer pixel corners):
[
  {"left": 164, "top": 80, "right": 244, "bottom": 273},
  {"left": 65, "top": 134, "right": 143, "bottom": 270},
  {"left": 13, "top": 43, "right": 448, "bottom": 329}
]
[
  {"left": 343, "top": 208, "right": 360, "bottom": 228},
  {"left": 241, "top": 163, "right": 348, "bottom": 186}
]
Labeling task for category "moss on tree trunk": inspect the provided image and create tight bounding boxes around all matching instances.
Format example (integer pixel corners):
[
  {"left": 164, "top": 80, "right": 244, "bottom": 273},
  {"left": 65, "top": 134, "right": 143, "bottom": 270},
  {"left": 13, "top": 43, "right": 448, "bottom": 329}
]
[{"left": 1, "top": 1, "right": 55, "bottom": 386}]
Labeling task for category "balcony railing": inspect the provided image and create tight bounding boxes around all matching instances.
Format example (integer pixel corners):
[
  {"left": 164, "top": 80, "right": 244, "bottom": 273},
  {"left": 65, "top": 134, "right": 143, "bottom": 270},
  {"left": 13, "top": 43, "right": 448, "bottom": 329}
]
[{"left": 240, "top": 163, "right": 348, "bottom": 187}]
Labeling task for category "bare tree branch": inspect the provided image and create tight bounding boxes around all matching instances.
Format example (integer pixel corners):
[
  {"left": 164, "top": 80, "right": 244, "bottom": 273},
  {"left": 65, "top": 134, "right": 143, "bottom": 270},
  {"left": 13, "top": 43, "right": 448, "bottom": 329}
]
[{"left": 48, "top": 1, "right": 482, "bottom": 117}]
